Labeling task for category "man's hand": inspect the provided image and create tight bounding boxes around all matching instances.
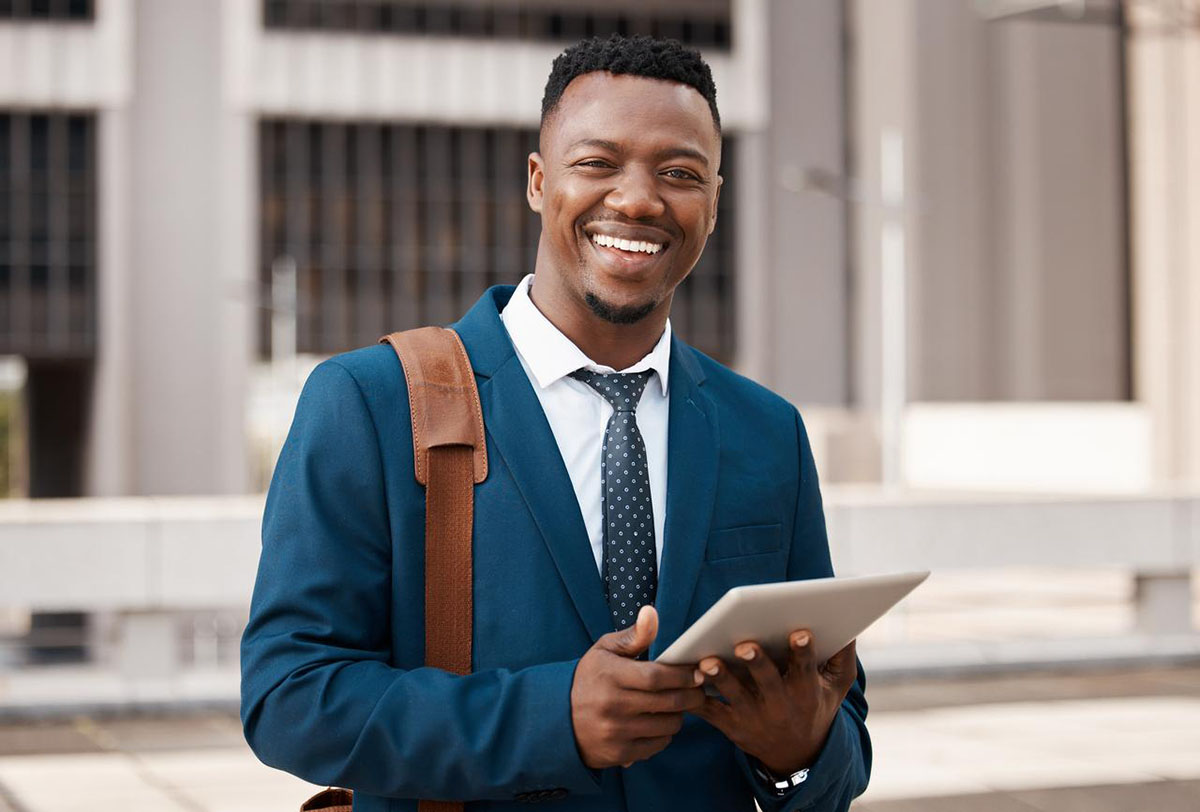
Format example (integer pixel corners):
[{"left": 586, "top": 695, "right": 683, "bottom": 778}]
[
  {"left": 571, "top": 605, "right": 707, "bottom": 769},
  {"left": 692, "top": 630, "right": 858, "bottom": 775}
]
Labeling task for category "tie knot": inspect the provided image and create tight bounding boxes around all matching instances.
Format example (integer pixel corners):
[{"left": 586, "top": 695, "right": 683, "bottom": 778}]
[{"left": 571, "top": 369, "right": 654, "bottom": 412}]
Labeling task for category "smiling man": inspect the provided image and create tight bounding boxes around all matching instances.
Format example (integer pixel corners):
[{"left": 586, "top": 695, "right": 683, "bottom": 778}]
[
  {"left": 242, "top": 35, "right": 870, "bottom": 812},
  {"left": 527, "top": 65, "right": 720, "bottom": 370}
]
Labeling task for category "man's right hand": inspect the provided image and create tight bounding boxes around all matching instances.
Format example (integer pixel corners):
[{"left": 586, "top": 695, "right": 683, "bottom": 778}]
[{"left": 571, "top": 605, "right": 707, "bottom": 769}]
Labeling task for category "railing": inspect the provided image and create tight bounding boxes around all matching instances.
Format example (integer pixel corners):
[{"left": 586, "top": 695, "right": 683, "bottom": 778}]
[
  {"left": 826, "top": 487, "right": 1198, "bottom": 633},
  {"left": 0, "top": 490, "right": 1195, "bottom": 710}
]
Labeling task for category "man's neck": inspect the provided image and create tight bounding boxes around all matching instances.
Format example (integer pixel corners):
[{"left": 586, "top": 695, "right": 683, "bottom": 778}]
[{"left": 528, "top": 278, "right": 668, "bottom": 371}]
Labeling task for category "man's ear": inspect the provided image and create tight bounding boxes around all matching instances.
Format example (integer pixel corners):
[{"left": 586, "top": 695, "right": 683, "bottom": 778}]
[
  {"left": 707, "top": 175, "right": 723, "bottom": 235},
  {"left": 527, "top": 152, "right": 545, "bottom": 213}
]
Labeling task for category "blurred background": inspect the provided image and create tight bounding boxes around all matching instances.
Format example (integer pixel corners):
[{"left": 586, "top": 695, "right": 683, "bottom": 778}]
[{"left": 0, "top": 0, "right": 1198, "bottom": 809}]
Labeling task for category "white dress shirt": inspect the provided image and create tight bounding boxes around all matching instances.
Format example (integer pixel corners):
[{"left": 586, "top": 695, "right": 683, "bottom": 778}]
[{"left": 500, "top": 273, "right": 669, "bottom": 574}]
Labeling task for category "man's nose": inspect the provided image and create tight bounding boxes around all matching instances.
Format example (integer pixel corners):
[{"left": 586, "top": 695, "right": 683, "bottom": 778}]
[{"left": 604, "top": 167, "right": 666, "bottom": 220}]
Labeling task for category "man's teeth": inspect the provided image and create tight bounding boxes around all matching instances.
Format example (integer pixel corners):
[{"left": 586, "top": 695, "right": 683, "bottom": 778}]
[{"left": 591, "top": 234, "right": 662, "bottom": 254}]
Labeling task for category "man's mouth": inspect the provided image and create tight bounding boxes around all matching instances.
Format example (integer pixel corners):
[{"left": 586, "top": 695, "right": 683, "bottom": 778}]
[{"left": 589, "top": 233, "right": 664, "bottom": 256}]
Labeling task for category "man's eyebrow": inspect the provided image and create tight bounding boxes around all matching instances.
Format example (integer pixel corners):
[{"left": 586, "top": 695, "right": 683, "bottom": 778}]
[
  {"left": 658, "top": 146, "right": 711, "bottom": 168},
  {"left": 567, "top": 139, "right": 711, "bottom": 169},
  {"left": 569, "top": 138, "right": 622, "bottom": 153}
]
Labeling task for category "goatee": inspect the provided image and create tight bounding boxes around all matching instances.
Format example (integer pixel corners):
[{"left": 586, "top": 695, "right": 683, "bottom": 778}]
[{"left": 584, "top": 291, "right": 657, "bottom": 325}]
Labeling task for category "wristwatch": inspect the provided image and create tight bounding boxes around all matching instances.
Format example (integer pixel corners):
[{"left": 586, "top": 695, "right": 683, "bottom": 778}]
[{"left": 752, "top": 760, "right": 810, "bottom": 797}]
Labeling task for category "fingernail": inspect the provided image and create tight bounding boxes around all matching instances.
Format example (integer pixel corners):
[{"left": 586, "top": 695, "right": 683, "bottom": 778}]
[
  {"left": 793, "top": 632, "right": 811, "bottom": 648},
  {"left": 736, "top": 646, "right": 755, "bottom": 661},
  {"left": 703, "top": 663, "right": 720, "bottom": 676},
  {"left": 693, "top": 669, "right": 704, "bottom": 685}
]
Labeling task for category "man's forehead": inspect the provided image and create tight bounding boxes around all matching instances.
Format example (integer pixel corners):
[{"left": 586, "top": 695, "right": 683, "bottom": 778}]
[{"left": 546, "top": 72, "right": 720, "bottom": 152}]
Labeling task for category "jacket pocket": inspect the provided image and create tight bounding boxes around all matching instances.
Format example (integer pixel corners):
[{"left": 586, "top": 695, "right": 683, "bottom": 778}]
[{"left": 704, "top": 523, "right": 783, "bottom": 562}]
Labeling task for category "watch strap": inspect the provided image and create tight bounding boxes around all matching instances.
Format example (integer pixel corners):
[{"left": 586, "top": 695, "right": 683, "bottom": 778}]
[{"left": 752, "top": 759, "right": 810, "bottom": 797}]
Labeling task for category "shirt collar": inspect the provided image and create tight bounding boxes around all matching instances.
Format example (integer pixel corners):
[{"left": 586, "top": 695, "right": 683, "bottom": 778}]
[{"left": 500, "top": 274, "right": 671, "bottom": 396}]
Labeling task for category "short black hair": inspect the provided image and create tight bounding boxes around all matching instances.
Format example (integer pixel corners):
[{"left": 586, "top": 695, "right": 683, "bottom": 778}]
[{"left": 541, "top": 35, "right": 720, "bottom": 132}]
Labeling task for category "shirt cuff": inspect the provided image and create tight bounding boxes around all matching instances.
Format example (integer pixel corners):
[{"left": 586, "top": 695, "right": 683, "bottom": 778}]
[{"left": 738, "top": 710, "right": 855, "bottom": 812}]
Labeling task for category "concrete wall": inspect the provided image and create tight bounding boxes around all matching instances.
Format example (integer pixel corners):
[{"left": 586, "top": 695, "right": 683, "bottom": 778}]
[
  {"left": 850, "top": 0, "right": 1129, "bottom": 404},
  {"left": 741, "top": 0, "right": 849, "bottom": 406}
]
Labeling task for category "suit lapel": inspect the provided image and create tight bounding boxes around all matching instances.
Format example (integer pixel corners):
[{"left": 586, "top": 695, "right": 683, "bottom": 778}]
[
  {"left": 651, "top": 338, "right": 720, "bottom": 659},
  {"left": 453, "top": 288, "right": 721, "bottom": 651},
  {"left": 454, "top": 287, "right": 613, "bottom": 644},
  {"left": 480, "top": 361, "right": 614, "bottom": 643}
]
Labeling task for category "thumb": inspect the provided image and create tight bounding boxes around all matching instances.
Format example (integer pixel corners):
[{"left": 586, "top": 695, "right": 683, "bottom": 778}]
[
  {"left": 599, "top": 605, "right": 658, "bottom": 658},
  {"left": 821, "top": 639, "right": 858, "bottom": 693}
]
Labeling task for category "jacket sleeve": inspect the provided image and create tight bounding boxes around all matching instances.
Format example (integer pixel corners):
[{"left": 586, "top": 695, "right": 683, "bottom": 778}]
[
  {"left": 240, "top": 359, "right": 601, "bottom": 801},
  {"left": 735, "top": 408, "right": 872, "bottom": 811}
]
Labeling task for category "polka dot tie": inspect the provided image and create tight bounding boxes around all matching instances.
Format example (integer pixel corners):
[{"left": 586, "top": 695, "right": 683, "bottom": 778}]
[{"left": 570, "top": 369, "right": 657, "bottom": 632}]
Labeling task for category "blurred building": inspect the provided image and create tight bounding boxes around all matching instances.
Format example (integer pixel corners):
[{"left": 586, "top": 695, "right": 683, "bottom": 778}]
[{"left": 0, "top": 0, "right": 1197, "bottom": 497}]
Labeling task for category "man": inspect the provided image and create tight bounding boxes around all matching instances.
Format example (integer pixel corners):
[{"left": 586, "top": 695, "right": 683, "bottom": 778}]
[{"left": 242, "top": 35, "right": 870, "bottom": 812}]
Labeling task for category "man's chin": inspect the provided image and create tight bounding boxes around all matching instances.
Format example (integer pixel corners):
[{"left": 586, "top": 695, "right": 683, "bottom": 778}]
[{"left": 584, "top": 291, "right": 658, "bottom": 325}]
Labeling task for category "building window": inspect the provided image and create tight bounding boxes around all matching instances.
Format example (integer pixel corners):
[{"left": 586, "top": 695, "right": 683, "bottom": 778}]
[
  {"left": 0, "top": 0, "right": 93, "bottom": 21},
  {"left": 262, "top": 0, "right": 732, "bottom": 50},
  {"left": 0, "top": 112, "right": 97, "bottom": 358},
  {"left": 258, "top": 119, "right": 736, "bottom": 363}
]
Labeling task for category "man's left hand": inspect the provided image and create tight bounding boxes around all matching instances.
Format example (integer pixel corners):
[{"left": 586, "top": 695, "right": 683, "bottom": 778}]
[{"left": 691, "top": 630, "right": 857, "bottom": 775}]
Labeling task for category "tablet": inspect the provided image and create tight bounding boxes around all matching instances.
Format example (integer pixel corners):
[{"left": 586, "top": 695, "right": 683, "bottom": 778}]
[{"left": 656, "top": 571, "right": 929, "bottom": 667}]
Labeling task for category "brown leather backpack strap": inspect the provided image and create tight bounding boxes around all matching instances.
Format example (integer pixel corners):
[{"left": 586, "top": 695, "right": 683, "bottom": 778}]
[
  {"left": 301, "top": 788, "right": 353, "bottom": 812},
  {"left": 299, "top": 328, "right": 483, "bottom": 812},
  {"left": 383, "top": 326, "right": 488, "bottom": 488},
  {"left": 383, "top": 326, "right": 484, "bottom": 675},
  {"left": 384, "top": 327, "right": 484, "bottom": 812}
]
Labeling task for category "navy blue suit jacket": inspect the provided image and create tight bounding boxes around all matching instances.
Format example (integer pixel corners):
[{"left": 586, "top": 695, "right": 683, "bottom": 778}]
[{"left": 241, "top": 286, "right": 871, "bottom": 811}]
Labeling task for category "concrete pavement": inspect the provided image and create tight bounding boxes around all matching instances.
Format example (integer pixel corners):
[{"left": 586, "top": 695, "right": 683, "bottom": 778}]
[{"left": 0, "top": 666, "right": 1197, "bottom": 811}]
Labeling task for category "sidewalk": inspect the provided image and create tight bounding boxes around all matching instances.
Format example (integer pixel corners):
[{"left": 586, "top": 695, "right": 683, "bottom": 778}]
[{"left": 0, "top": 666, "right": 1197, "bottom": 811}]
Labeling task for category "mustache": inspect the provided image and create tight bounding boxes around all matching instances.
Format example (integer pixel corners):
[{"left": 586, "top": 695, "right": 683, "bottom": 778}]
[{"left": 581, "top": 213, "right": 677, "bottom": 238}]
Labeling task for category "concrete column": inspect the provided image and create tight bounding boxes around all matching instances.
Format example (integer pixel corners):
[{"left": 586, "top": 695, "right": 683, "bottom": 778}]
[
  {"left": 906, "top": 2, "right": 993, "bottom": 402},
  {"left": 124, "top": 0, "right": 250, "bottom": 494},
  {"left": 989, "top": 17, "right": 1126, "bottom": 401},
  {"left": 117, "top": 611, "right": 178, "bottom": 679},
  {"left": 88, "top": 107, "right": 136, "bottom": 496},
  {"left": 1126, "top": 5, "right": 1200, "bottom": 483},
  {"left": 1134, "top": 571, "right": 1194, "bottom": 635},
  {"left": 734, "top": 129, "right": 771, "bottom": 385},
  {"left": 758, "top": 0, "right": 849, "bottom": 406},
  {"left": 82, "top": 0, "right": 137, "bottom": 496},
  {"left": 848, "top": 0, "right": 920, "bottom": 413}
]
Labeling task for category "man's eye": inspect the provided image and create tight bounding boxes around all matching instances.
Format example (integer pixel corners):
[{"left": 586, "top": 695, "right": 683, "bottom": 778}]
[
  {"left": 664, "top": 168, "right": 700, "bottom": 181},
  {"left": 578, "top": 160, "right": 613, "bottom": 169}
]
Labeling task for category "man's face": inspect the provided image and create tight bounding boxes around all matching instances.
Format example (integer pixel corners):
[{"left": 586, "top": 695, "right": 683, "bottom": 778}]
[{"left": 528, "top": 72, "right": 722, "bottom": 326}]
